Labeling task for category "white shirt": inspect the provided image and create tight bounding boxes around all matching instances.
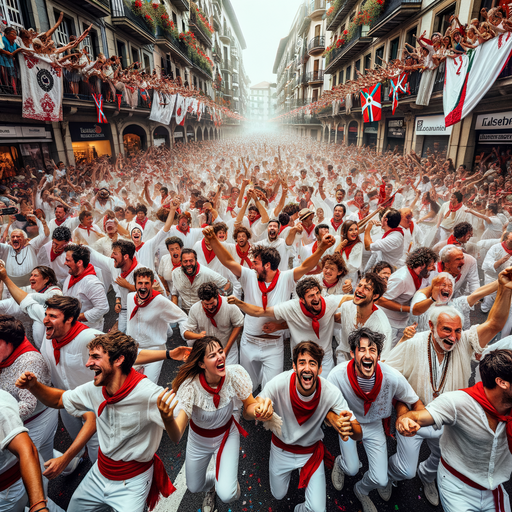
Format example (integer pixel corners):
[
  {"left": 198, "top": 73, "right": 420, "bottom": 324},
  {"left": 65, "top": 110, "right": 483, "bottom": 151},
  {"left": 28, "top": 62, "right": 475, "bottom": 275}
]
[
  {"left": 134, "top": 228, "right": 169, "bottom": 271},
  {"left": 259, "top": 370, "right": 352, "bottom": 447},
  {"left": 168, "top": 226, "right": 204, "bottom": 249},
  {"left": 482, "top": 242, "right": 512, "bottom": 281},
  {"left": 127, "top": 293, "right": 187, "bottom": 349},
  {"left": 0, "top": 390, "right": 28, "bottom": 474},
  {"left": 369, "top": 230, "right": 404, "bottom": 268},
  {"left": 426, "top": 390, "right": 512, "bottom": 490},
  {"left": 37, "top": 240, "right": 69, "bottom": 283},
  {"left": 328, "top": 362, "right": 418, "bottom": 423},
  {"left": 428, "top": 254, "right": 480, "bottom": 298},
  {"left": 157, "top": 254, "right": 179, "bottom": 291},
  {"left": 254, "top": 238, "right": 293, "bottom": 272},
  {"left": 340, "top": 243, "right": 363, "bottom": 284},
  {"left": 72, "top": 224, "right": 103, "bottom": 246},
  {"left": 47, "top": 216, "right": 79, "bottom": 237},
  {"left": 62, "top": 377, "right": 165, "bottom": 462},
  {"left": 439, "top": 203, "right": 468, "bottom": 230}
]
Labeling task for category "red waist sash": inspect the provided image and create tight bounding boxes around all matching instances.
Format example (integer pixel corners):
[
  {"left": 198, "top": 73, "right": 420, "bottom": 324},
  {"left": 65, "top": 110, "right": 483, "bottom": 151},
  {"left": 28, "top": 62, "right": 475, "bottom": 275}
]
[
  {"left": 441, "top": 457, "right": 505, "bottom": 512},
  {"left": 0, "top": 462, "right": 21, "bottom": 492},
  {"left": 271, "top": 434, "right": 334, "bottom": 489},
  {"left": 190, "top": 416, "right": 248, "bottom": 480},
  {"left": 97, "top": 448, "right": 175, "bottom": 511}
]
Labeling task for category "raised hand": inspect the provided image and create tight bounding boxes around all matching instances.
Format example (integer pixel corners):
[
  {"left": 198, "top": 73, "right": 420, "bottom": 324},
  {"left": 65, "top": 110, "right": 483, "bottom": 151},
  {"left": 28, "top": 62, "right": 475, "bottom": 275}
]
[
  {"left": 254, "top": 397, "right": 274, "bottom": 421},
  {"left": 157, "top": 388, "right": 178, "bottom": 420},
  {"left": 16, "top": 371, "right": 38, "bottom": 390},
  {"left": 167, "top": 346, "right": 192, "bottom": 361}
]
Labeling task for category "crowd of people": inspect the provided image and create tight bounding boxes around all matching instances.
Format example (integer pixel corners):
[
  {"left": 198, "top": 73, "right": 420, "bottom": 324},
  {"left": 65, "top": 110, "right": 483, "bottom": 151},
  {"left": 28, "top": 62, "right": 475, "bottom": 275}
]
[{"left": 1, "top": 134, "right": 512, "bottom": 512}]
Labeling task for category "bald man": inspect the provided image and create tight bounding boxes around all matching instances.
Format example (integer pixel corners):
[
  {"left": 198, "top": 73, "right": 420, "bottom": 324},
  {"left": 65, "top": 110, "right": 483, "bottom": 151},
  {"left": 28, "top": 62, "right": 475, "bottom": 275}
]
[{"left": 399, "top": 208, "right": 416, "bottom": 265}]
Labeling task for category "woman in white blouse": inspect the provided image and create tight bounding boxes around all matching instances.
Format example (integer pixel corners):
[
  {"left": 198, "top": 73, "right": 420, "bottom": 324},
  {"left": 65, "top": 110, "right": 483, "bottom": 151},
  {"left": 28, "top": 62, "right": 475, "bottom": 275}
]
[
  {"left": 157, "top": 336, "right": 275, "bottom": 512},
  {"left": 336, "top": 220, "right": 363, "bottom": 291}
]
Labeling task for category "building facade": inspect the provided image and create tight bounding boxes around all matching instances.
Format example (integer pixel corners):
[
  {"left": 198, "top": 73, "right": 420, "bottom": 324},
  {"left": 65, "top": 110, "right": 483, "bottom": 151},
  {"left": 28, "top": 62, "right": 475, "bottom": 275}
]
[
  {"left": 0, "top": 0, "right": 247, "bottom": 171},
  {"left": 248, "top": 81, "right": 276, "bottom": 121}
]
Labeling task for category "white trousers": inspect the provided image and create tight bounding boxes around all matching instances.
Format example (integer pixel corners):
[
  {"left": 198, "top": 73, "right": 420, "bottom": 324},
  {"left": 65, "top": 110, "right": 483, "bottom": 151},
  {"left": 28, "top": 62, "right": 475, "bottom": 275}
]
[
  {"left": 0, "top": 478, "right": 26, "bottom": 512},
  {"left": 137, "top": 344, "right": 166, "bottom": 384},
  {"left": 27, "top": 407, "right": 59, "bottom": 462},
  {"left": 118, "top": 309, "right": 127, "bottom": 333},
  {"left": 68, "top": 461, "right": 152, "bottom": 512},
  {"left": 338, "top": 420, "right": 388, "bottom": 495},
  {"left": 240, "top": 333, "right": 284, "bottom": 391},
  {"left": 269, "top": 444, "right": 326, "bottom": 512},
  {"left": 438, "top": 462, "right": 511, "bottom": 512},
  {"left": 185, "top": 423, "right": 240, "bottom": 503},
  {"left": 60, "top": 409, "right": 99, "bottom": 463},
  {"left": 388, "top": 425, "right": 443, "bottom": 483}
]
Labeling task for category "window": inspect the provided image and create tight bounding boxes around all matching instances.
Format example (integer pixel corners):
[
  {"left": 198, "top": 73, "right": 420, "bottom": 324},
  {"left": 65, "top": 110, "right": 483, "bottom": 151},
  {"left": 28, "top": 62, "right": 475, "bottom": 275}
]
[
  {"left": 117, "top": 41, "right": 128, "bottom": 68},
  {"left": 223, "top": 46, "right": 228, "bottom": 61},
  {"left": 332, "top": 75, "right": 337, "bottom": 87},
  {"left": 355, "top": 59, "right": 360, "bottom": 73},
  {"left": 172, "top": 11, "right": 177, "bottom": 26},
  {"left": 131, "top": 48, "right": 140, "bottom": 66},
  {"left": 406, "top": 27, "right": 416, "bottom": 46},
  {"left": 346, "top": 65, "right": 351, "bottom": 81},
  {"left": 143, "top": 53, "right": 151, "bottom": 72},
  {"left": 339, "top": 69, "right": 344, "bottom": 84},
  {"left": 54, "top": 12, "right": 75, "bottom": 47},
  {"left": 81, "top": 26, "right": 100, "bottom": 59},
  {"left": 375, "top": 46, "right": 384, "bottom": 68},
  {"left": 364, "top": 53, "right": 371, "bottom": 70},
  {"left": 389, "top": 37, "right": 399, "bottom": 61},
  {"left": 0, "top": 0, "right": 24, "bottom": 28},
  {"left": 434, "top": 3, "right": 456, "bottom": 34}
]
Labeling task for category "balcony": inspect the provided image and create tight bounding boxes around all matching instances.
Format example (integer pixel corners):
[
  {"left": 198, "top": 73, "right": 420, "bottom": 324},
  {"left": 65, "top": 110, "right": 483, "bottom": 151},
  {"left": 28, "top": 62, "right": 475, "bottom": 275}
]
[
  {"left": 326, "top": 0, "right": 358, "bottom": 32},
  {"left": 213, "top": 44, "right": 222, "bottom": 63},
  {"left": 308, "top": 36, "right": 325, "bottom": 56},
  {"left": 169, "top": 0, "right": 190, "bottom": 11},
  {"left": 324, "top": 26, "right": 372, "bottom": 73},
  {"left": 221, "top": 59, "right": 233, "bottom": 73},
  {"left": 155, "top": 27, "right": 191, "bottom": 65},
  {"left": 222, "top": 85, "right": 233, "bottom": 97},
  {"left": 111, "top": 0, "right": 155, "bottom": 44},
  {"left": 231, "top": 46, "right": 239, "bottom": 60},
  {"left": 308, "top": 0, "right": 326, "bottom": 18},
  {"left": 232, "top": 74, "right": 239, "bottom": 87},
  {"left": 307, "top": 70, "right": 324, "bottom": 84},
  {"left": 189, "top": 7, "right": 213, "bottom": 46},
  {"left": 80, "top": 0, "right": 110, "bottom": 18},
  {"left": 367, "top": 0, "right": 422, "bottom": 37},
  {"left": 219, "top": 28, "right": 232, "bottom": 44}
]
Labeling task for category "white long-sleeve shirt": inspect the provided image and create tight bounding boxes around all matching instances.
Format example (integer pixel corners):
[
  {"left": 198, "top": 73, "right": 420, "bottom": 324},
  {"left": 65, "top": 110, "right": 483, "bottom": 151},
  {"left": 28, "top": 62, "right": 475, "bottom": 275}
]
[
  {"left": 428, "top": 253, "right": 480, "bottom": 298},
  {"left": 482, "top": 242, "right": 512, "bottom": 282},
  {"left": 368, "top": 230, "right": 404, "bottom": 268},
  {"left": 0, "top": 390, "right": 28, "bottom": 474},
  {"left": 37, "top": 240, "right": 69, "bottom": 284}
]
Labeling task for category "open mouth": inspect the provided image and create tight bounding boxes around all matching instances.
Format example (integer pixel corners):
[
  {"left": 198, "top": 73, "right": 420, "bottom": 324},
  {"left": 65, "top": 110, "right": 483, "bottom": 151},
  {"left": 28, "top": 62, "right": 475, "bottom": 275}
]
[
  {"left": 301, "top": 372, "right": 314, "bottom": 386},
  {"left": 361, "top": 360, "right": 373, "bottom": 371},
  {"left": 440, "top": 290, "right": 450, "bottom": 299},
  {"left": 44, "top": 325, "right": 54, "bottom": 338},
  {"left": 355, "top": 292, "right": 365, "bottom": 300},
  {"left": 443, "top": 339, "right": 454, "bottom": 349},
  {"left": 216, "top": 361, "right": 225, "bottom": 371}
]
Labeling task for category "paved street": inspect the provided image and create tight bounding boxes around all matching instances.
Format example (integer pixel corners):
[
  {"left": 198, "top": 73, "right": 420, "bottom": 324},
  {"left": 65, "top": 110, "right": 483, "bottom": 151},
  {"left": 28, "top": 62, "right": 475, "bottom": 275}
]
[{"left": 48, "top": 291, "right": 510, "bottom": 512}]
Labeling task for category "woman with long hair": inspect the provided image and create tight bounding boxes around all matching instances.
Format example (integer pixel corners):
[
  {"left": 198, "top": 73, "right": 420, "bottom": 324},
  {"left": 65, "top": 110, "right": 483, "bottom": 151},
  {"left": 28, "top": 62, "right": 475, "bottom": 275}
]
[
  {"left": 157, "top": 336, "right": 275, "bottom": 512},
  {"left": 335, "top": 220, "right": 363, "bottom": 290},
  {"left": 410, "top": 190, "right": 441, "bottom": 247}
]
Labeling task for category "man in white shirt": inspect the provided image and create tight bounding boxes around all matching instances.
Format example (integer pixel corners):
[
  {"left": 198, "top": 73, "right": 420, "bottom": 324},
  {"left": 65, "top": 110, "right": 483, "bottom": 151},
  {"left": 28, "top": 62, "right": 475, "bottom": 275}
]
[
  {"left": 181, "top": 281, "right": 244, "bottom": 365},
  {"left": 327, "top": 204, "right": 346, "bottom": 236},
  {"left": 298, "top": 225, "right": 338, "bottom": 272},
  {"left": 169, "top": 212, "right": 204, "bottom": 249},
  {"left": 383, "top": 270, "right": 512, "bottom": 507},
  {"left": 328, "top": 328, "right": 421, "bottom": 512},
  {"left": 436, "top": 192, "right": 468, "bottom": 242},
  {"left": 72, "top": 210, "right": 103, "bottom": 247},
  {"left": 38, "top": 225, "right": 72, "bottom": 284},
  {"left": 258, "top": 341, "right": 362, "bottom": 512},
  {"left": 254, "top": 220, "right": 299, "bottom": 272},
  {"left": 63, "top": 245, "right": 109, "bottom": 331},
  {"left": 364, "top": 208, "right": 404, "bottom": 268},
  {"left": 47, "top": 204, "right": 79, "bottom": 236},
  {"left": 396, "top": 349, "right": 512, "bottom": 512},
  {"left": 157, "top": 236, "right": 182, "bottom": 297},
  {"left": 379, "top": 247, "right": 438, "bottom": 346}
]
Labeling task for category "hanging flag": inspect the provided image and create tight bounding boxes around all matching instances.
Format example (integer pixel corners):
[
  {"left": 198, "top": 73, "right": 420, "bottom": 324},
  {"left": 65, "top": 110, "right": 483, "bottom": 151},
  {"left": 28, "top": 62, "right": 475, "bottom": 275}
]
[
  {"left": 93, "top": 94, "right": 107, "bottom": 123},
  {"left": 360, "top": 83, "right": 382, "bottom": 123},
  {"left": 175, "top": 94, "right": 187, "bottom": 125},
  {"left": 149, "top": 91, "right": 174, "bottom": 125},
  {"left": 116, "top": 94, "right": 122, "bottom": 110},
  {"left": 388, "top": 73, "right": 409, "bottom": 115},
  {"left": 19, "top": 54, "right": 63, "bottom": 122},
  {"left": 444, "top": 32, "right": 512, "bottom": 127}
]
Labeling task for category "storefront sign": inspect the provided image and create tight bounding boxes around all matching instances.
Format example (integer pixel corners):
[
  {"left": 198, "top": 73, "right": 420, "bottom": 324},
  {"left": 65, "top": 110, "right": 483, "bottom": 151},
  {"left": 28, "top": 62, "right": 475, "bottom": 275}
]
[
  {"left": 0, "top": 126, "right": 18, "bottom": 137},
  {"left": 388, "top": 119, "right": 403, "bottom": 128},
  {"left": 69, "top": 122, "right": 111, "bottom": 141},
  {"left": 478, "top": 133, "right": 512, "bottom": 143},
  {"left": 388, "top": 128, "right": 405, "bottom": 138},
  {"left": 475, "top": 111, "right": 512, "bottom": 130},
  {"left": 174, "top": 132, "right": 183, "bottom": 138},
  {"left": 415, "top": 115, "right": 452, "bottom": 136},
  {"left": 21, "top": 127, "right": 49, "bottom": 137}
]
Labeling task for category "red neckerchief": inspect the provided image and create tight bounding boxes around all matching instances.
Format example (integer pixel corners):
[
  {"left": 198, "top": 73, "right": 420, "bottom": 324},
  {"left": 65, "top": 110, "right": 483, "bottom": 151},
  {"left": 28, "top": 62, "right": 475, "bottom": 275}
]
[
  {"left": 177, "top": 225, "right": 191, "bottom": 235},
  {"left": 203, "top": 295, "right": 222, "bottom": 327},
  {"left": 68, "top": 264, "right": 97, "bottom": 289},
  {"left": 343, "top": 239, "right": 360, "bottom": 259},
  {"left": 449, "top": 202, "right": 463, "bottom": 212},
  {"left": 54, "top": 217, "right": 66, "bottom": 227},
  {"left": 120, "top": 257, "right": 138, "bottom": 279},
  {"left": 248, "top": 213, "right": 261, "bottom": 227},
  {"left": 502, "top": 242, "right": 512, "bottom": 256},
  {"left": 408, "top": 267, "right": 422, "bottom": 291},
  {"left": 409, "top": 220, "right": 414, "bottom": 234},
  {"left": 437, "top": 261, "right": 461, "bottom": 282},
  {"left": 303, "top": 223, "right": 315, "bottom": 237},
  {"left": 136, "top": 217, "right": 148, "bottom": 230},
  {"left": 199, "top": 372, "right": 225, "bottom": 408},
  {"left": 201, "top": 239, "right": 216, "bottom": 264},
  {"left": 52, "top": 322, "right": 89, "bottom": 365},
  {"left": 382, "top": 227, "right": 404, "bottom": 239},
  {"left": 184, "top": 263, "right": 200, "bottom": 285},
  {"left": 279, "top": 225, "right": 287, "bottom": 234},
  {"left": 331, "top": 218, "right": 343, "bottom": 231},
  {"left": 50, "top": 246, "right": 66, "bottom": 262},
  {"left": 463, "top": 381, "right": 512, "bottom": 453},
  {"left": 299, "top": 297, "right": 326, "bottom": 338},
  {"left": 135, "top": 242, "right": 144, "bottom": 252},
  {"left": 289, "top": 371, "right": 321, "bottom": 426},
  {"left": 372, "top": 303, "right": 378, "bottom": 312},
  {"left": 377, "top": 181, "right": 386, "bottom": 205},
  {"left": 358, "top": 210, "right": 365, "bottom": 220},
  {"left": 130, "top": 289, "right": 161, "bottom": 320},
  {"left": 0, "top": 337, "right": 37, "bottom": 368},
  {"left": 323, "top": 278, "right": 338, "bottom": 290},
  {"left": 172, "top": 261, "right": 181, "bottom": 270},
  {"left": 78, "top": 224, "right": 93, "bottom": 236},
  {"left": 97, "top": 368, "right": 147, "bottom": 417},
  {"left": 258, "top": 270, "right": 280, "bottom": 310},
  {"left": 447, "top": 234, "right": 460, "bottom": 246},
  {"left": 311, "top": 241, "right": 318, "bottom": 253},
  {"left": 236, "top": 243, "right": 252, "bottom": 267},
  {"left": 347, "top": 358, "right": 383, "bottom": 415}
]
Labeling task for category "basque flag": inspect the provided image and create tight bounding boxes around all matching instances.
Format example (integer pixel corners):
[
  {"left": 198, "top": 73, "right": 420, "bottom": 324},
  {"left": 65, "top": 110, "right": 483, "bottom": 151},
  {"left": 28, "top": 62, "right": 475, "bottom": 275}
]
[{"left": 360, "top": 83, "right": 382, "bottom": 123}]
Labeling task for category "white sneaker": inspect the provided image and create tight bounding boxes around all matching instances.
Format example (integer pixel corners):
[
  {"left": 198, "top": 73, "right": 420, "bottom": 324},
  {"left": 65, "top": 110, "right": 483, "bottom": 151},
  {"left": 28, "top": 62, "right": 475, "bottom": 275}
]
[
  {"left": 377, "top": 480, "right": 393, "bottom": 502},
  {"left": 419, "top": 475, "right": 439, "bottom": 506},
  {"left": 202, "top": 487, "right": 216, "bottom": 512},
  {"left": 331, "top": 455, "right": 345, "bottom": 491},
  {"left": 354, "top": 481, "right": 378, "bottom": 512}
]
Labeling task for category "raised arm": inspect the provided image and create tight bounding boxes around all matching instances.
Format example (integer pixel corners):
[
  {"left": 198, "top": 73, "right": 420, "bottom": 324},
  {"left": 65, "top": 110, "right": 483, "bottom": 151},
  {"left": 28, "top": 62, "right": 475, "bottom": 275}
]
[
  {"left": 293, "top": 234, "right": 336, "bottom": 281},
  {"left": 0, "top": 266, "right": 29, "bottom": 305},
  {"left": 227, "top": 296, "right": 275, "bottom": 318},
  {"left": 203, "top": 226, "right": 242, "bottom": 278}
]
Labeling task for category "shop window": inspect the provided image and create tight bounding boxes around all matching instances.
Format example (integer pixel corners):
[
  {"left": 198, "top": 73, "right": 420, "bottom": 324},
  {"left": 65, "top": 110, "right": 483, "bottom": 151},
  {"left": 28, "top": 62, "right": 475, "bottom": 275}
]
[
  {"left": 433, "top": 3, "right": 456, "bottom": 35},
  {"left": 20, "top": 143, "right": 45, "bottom": 170},
  {"left": 124, "top": 134, "right": 142, "bottom": 156},
  {"left": 0, "top": 145, "right": 19, "bottom": 178}
]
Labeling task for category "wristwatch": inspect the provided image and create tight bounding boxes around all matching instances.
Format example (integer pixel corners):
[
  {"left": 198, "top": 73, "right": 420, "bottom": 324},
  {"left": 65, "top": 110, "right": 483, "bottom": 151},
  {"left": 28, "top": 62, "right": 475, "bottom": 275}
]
[{"left": 430, "top": 296, "right": 436, "bottom": 302}]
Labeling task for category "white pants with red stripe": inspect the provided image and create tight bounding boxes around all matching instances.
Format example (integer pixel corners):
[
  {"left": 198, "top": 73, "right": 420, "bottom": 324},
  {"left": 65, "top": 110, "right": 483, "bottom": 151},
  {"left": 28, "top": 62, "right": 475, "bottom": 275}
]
[
  {"left": 438, "top": 462, "right": 511, "bottom": 512},
  {"left": 185, "top": 423, "right": 240, "bottom": 503},
  {"left": 269, "top": 444, "right": 326, "bottom": 512},
  {"left": 67, "top": 461, "right": 153, "bottom": 512}
]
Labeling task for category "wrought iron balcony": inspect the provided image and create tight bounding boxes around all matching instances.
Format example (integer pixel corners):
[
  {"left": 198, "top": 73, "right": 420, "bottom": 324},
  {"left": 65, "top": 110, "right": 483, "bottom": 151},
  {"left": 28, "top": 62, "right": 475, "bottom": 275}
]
[
  {"left": 367, "top": 0, "right": 422, "bottom": 37},
  {"left": 326, "top": 0, "right": 358, "bottom": 32},
  {"left": 307, "top": 70, "right": 324, "bottom": 83},
  {"left": 308, "top": 36, "right": 325, "bottom": 56},
  {"left": 81, "top": 0, "right": 110, "bottom": 18},
  {"left": 111, "top": 0, "right": 155, "bottom": 44},
  {"left": 324, "top": 26, "right": 372, "bottom": 74},
  {"left": 189, "top": 7, "right": 213, "bottom": 46},
  {"left": 169, "top": 0, "right": 190, "bottom": 12}
]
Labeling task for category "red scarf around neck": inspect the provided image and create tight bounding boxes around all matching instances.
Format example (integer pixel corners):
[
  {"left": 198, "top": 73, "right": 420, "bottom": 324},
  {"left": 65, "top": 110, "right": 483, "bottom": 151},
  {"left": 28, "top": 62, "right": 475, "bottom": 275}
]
[
  {"left": 177, "top": 225, "right": 191, "bottom": 235},
  {"left": 323, "top": 278, "right": 338, "bottom": 290},
  {"left": 299, "top": 297, "right": 326, "bottom": 338},
  {"left": 347, "top": 358, "right": 383, "bottom": 415},
  {"left": 303, "top": 223, "right": 315, "bottom": 237},
  {"left": 447, "top": 234, "right": 461, "bottom": 246},
  {"left": 311, "top": 241, "right": 318, "bottom": 254},
  {"left": 120, "top": 257, "right": 138, "bottom": 279},
  {"left": 50, "top": 246, "right": 66, "bottom": 262},
  {"left": 52, "top": 322, "right": 89, "bottom": 365},
  {"left": 408, "top": 267, "right": 422, "bottom": 291},
  {"left": 409, "top": 220, "right": 414, "bottom": 234},
  {"left": 449, "top": 202, "right": 463, "bottom": 213},
  {"left": 0, "top": 337, "right": 37, "bottom": 368},
  {"left": 136, "top": 217, "right": 148, "bottom": 230},
  {"left": 135, "top": 242, "right": 145, "bottom": 252},
  {"left": 437, "top": 261, "right": 461, "bottom": 282},
  {"left": 203, "top": 295, "right": 222, "bottom": 327},
  {"left": 78, "top": 224, "right": 93, "bottom": 236},
  {"left": 289, "top": 371, "right": 321, "bottom": 426},
  {"left": 236, "top": 243, "right": 252, "bottom": 267},
  {"left": 201, "top": 239, "right": 216, "bottom": 264},
  {"left": 343, "top": 239, "right": 360, "bottom": 259},
  {"left": 130, "top": 290, "right": 161, "bottom": 320},
  {"left": 258, "top": 270, "right": 280, "bottom": 310},
  {"left": 199, "top": 372, "right": 225, "bottom": 408},
  {"left": 68, "top": 264, "right": 97, "bottom": 289},
  {"left": 248, "top": 213, "right": 261, "bottom": 227},
  {"left": 502, "top": 242, "right": 512, "bottom": 256},
  {"left": 172, "top": 261, "right": 181, "bottom": 270},
  {"left": 331, "top": 218, "right": 343, "bottom": 232},
  {"left": 184, "top": 263, "right": 200, "bottom": 285},
  {"left": 382, "top": 227, "right": 404, "bottom": 239},
  {"left": 97, "top": 368, "right": 147, "bottom": 417},
  {"left": 54, "top": 217, "right": 66, "bottom": 227}
]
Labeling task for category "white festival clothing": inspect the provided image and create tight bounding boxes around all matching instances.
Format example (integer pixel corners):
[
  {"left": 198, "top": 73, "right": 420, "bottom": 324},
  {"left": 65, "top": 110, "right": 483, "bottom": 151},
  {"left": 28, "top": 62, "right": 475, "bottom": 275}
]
[
  {"left": 47, "top": 216, "right": 79, "bottom": 238},
  {"left": 168, "top": 226, "right": 204, "bottom": 249},
  {"left": 438, "top": 203, "right": 469, "bottom": 230},
  {"left": 72, "top": 223, "right": 103, "bottom": 246},
  {"left": 368, "top": 230, "right": 404, "bottom": 268},
  {"left": 37, "top": 240, "right": 71, "bottom": 283},
  {"left": 0, "top": 390, "right": 28, "bottom": 474},
  {"left": 254, "top": 237, "right": 293, "bottom": 272},
  {"left": 427, "top": 253, "right": 480, "bottom": 297},
  {"left": 341, "top": 242, "right": 363, "bottom": 285}
]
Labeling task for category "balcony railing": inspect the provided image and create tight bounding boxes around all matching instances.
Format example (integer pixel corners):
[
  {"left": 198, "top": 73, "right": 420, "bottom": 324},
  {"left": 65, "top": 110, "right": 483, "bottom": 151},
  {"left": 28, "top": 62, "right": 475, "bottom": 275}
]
[
  {"left": 326, "top": 0, "right": 358, "bottom": 32},
  {"left": 111, "top": 0, "right": 155, "bottom": 44},
  {"left": 367, "top": 0, "right": 422, "bottom": 37},
  {"left": 324, "top": 25, "right": 372, "bottom": 73},
  {"left": 81, "top": 0, "right": 110, "bottom": 18},
  {"left": 308, "top": 36, "right": 325, "bottom": 55},
  {"left": 307, "top": 70, "right": 324, "bottom": 83},
  {"left": 219, "top": 28, "right": 232, "bottom": 43},
  {"left": 169, "top": 0, "right": 190, "bottom": 11},
  {"left": 189, "top": 8, "right": 213, "bottom": 46},
  {"left": 308, "top": 0, "right": 326, "bottom": 16}
]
